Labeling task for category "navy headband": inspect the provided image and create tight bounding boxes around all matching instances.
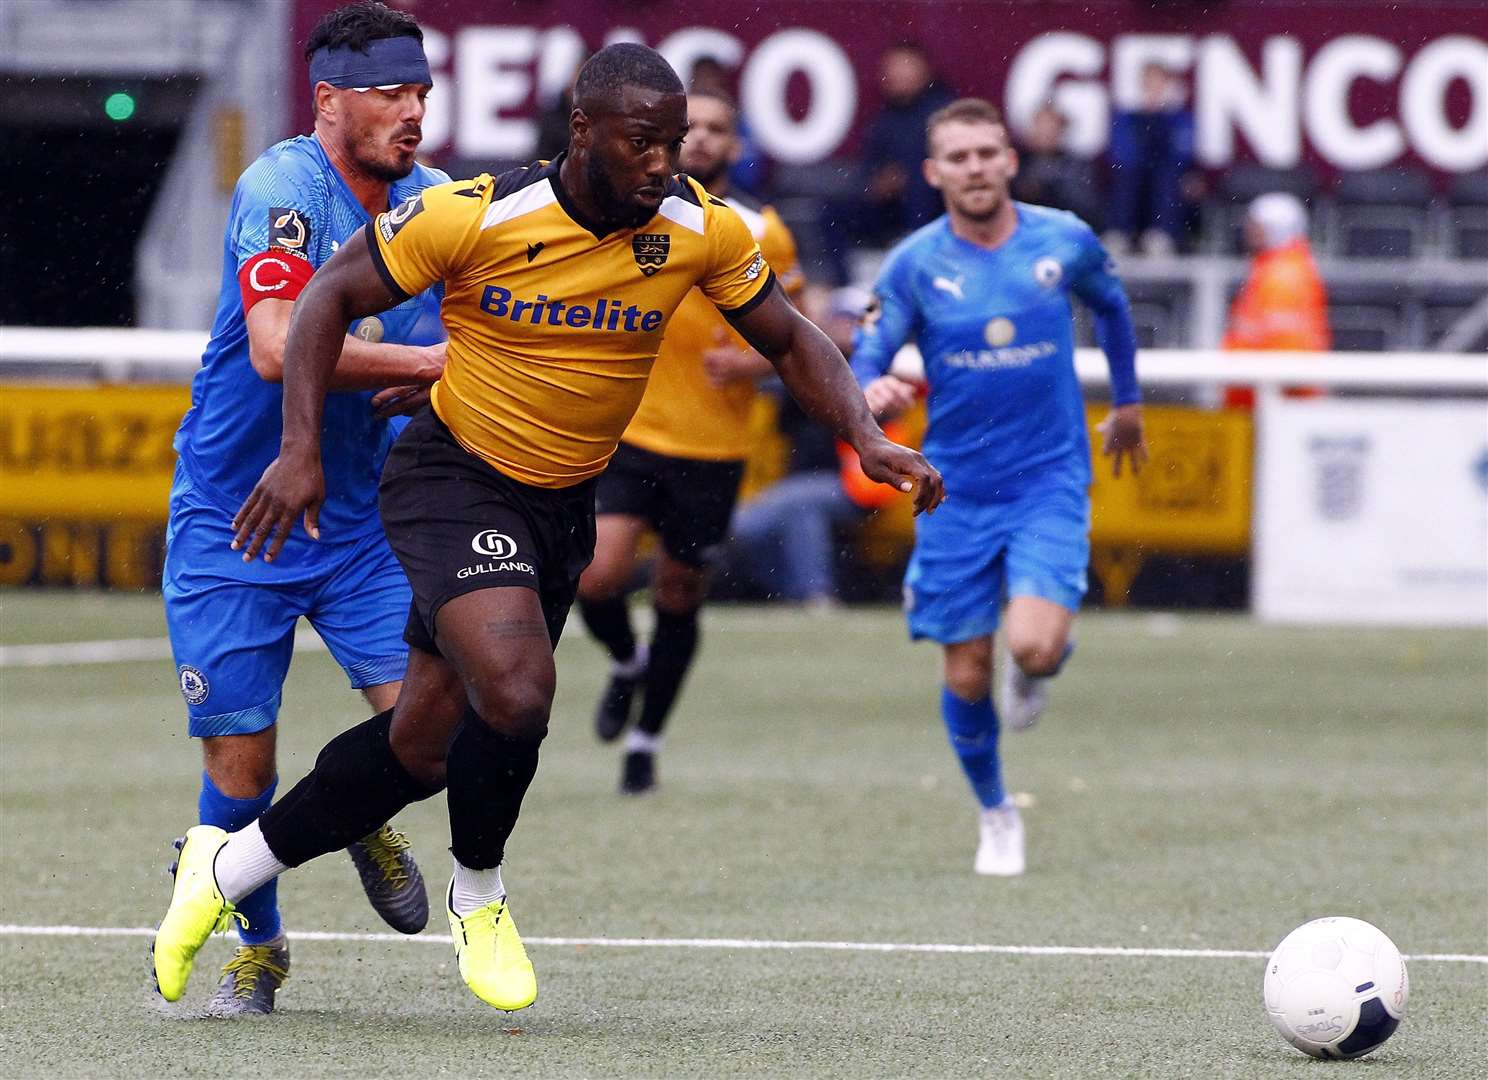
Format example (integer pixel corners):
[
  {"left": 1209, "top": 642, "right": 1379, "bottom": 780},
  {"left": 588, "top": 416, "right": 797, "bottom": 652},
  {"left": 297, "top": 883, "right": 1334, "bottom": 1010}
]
[{"left": 308, "top": 36, "right": 431, "bottom": 92}]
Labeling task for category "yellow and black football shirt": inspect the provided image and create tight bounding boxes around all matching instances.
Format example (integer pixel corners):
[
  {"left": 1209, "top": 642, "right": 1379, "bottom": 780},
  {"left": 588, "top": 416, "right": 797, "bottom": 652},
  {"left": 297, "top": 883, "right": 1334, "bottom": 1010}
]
[
  {"left": 623, "top": 196, "right": 803, "bottom": 462},
  {"left": 367, "top": 156, "right": 775, "bottom": 488}
]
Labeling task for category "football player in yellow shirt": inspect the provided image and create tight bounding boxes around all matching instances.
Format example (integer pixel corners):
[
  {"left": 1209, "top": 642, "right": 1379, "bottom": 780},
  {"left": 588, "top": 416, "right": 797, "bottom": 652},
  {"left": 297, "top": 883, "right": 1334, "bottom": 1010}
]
[
  {"left": 577, "top": 88, "right": 804, "bottom": 795},
  {"left": 152, "top": 43, "right": 942, "bottom": 1015}
]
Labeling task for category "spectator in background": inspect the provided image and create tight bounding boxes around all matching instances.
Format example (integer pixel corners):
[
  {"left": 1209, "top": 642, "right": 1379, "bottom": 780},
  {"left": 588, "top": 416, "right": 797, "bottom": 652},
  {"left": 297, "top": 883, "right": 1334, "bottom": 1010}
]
[
  {"left": 724, "top": 287, "right": 890, "bottom": 607},
  {"left": 1222, "top": 192, "right": 1330, "bottom": 408},
  {"left": 823, "top": 42, "right": 954, "bottom": 283},
  {"left": 1011, "top": 104, "right": 1102, "bottom": 230},
  {"left": 534, "top": 82, "right": 575, "bottom": 161},
  {"left": 1106, "top": 62, "right": 1199, "bottom": 255},
  {"left": 535, "top": 55, "right": 588, "bottom": 162},
  {"left": 689, "top": 55, "right": 769, "bottom": 196}
]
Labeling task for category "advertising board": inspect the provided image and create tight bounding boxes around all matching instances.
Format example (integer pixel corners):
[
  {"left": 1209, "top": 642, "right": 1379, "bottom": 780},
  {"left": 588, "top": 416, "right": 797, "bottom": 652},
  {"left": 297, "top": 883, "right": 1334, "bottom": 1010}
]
[
  {"left": 1254, "top": 398, "right": 1488, "bottom": 625},
  {"left": 290, "top": 1, "right": 1487, "bottom": 179}
]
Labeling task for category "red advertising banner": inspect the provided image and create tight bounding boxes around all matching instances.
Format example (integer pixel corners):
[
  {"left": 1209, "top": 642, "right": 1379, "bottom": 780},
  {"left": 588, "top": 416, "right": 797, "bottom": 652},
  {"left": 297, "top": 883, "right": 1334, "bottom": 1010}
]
[{"left": 291, "top": 1, "right": 1486, "bottom": 181}]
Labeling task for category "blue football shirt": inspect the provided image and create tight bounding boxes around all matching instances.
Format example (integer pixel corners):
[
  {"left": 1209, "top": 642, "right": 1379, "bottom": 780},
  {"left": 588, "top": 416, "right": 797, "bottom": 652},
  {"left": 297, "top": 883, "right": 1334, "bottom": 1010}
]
[
  {"left": 852, "top": 203, "right": 1138, "bottom": 500},
  {"left": 175, "top": 134, "right": 447, "bottom": 542}
]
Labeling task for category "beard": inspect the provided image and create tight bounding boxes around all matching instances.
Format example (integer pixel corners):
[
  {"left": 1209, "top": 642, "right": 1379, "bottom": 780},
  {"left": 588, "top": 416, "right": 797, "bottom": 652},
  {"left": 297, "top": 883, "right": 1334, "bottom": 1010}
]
[
  {"left": 583, "top": 152, "right": 654, "bottom": 230},
  {"left": 353, "top": 126, "right": 420, "bottom": 183},
  {"left": 683, "top": 157, "right": 727, "bottom": 187},
  {"left": 953, "top": 187, "right": 1004, "bottom": 222},
  {"left": 361, "top": 152, "right": 416, "bottom": 183}
]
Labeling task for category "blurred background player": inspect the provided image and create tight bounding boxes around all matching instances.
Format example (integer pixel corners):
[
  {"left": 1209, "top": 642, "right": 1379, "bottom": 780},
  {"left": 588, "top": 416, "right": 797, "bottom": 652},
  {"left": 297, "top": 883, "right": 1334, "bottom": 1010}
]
[
  {"left": 576, "top": 87, "right": 805, "bottom": 794},
  {"left": 161, "top": 0, "right": 445, "bottom": 1014},
  {"left": 1221, "top": 192, "right": 1331, "bottom": 408},
  {"left": 687, "top": 57, "right": 770, "bottom": 197},
  {"left": 152, "top": 43, "right": 942, "bottom": 1017},
  {"left": 853, "top": 98, "right": 1147, "bottom": 876}
]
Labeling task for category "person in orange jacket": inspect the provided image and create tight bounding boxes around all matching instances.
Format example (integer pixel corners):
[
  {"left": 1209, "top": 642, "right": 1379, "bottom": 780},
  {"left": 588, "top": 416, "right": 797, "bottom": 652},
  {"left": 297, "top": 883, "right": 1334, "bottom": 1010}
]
[{"left": 1222, "top": 192, "right": 1330, "bottom": 408}]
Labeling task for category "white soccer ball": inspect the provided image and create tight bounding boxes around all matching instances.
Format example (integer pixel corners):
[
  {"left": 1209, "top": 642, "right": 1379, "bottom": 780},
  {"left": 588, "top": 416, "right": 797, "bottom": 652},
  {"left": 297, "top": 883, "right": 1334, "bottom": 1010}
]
[{"left": 1263, "top": 916, "right": 1409, "bottom": 1059}]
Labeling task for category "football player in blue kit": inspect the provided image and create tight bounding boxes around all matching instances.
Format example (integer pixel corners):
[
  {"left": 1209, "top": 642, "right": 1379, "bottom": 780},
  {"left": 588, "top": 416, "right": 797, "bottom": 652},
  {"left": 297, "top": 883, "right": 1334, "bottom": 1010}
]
[
  {"left": 852, "top": 98, "right": 1148, "bottom": 876},
  {"left": 162, "top": 1, "right": 446, "bottom": 1014}
]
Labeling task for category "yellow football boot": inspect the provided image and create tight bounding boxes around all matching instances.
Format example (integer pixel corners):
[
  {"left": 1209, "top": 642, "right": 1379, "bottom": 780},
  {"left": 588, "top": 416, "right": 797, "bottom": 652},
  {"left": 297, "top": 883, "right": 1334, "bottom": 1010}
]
[
  {"left": 445, "top": 879, "right": 537, "bottom": 1011},
  {"left": 152, "top": 826, "right": 244, "bottom": 1002}
]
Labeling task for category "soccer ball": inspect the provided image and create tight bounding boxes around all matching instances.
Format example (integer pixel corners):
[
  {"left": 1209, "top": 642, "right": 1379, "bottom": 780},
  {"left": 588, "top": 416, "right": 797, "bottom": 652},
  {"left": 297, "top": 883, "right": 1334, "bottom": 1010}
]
[{"left": 1263, "top": 916, "right": 1408, "bottom": 1059}]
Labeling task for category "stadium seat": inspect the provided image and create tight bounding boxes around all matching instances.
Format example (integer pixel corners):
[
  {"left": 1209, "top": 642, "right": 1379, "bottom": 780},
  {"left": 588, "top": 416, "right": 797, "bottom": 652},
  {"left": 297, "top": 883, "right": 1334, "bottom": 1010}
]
[
  {"left": 1203, "top": 164, "right": 1320, "bottom": 254},
  {"left": 1445, "top": 173, "right": 1488, "bottom": 260},
  {"left": 1419, "top": 281, "right": 1488, "bottom": 352},
  {"left": 1325, "top": 280, "right": 1415, "bottom": 351},
  {"left": 1328, "top": 167, "right": 1434, "bottom": 259},
  {"left": 768, "top": 159, "right": 864, "bottom": 283},
  {"left": 1124, "top": 277, "right": 1191, "bottom": 348},
  {"left": 1072, "top": 276, "right": 1189, "bottom": 349}
]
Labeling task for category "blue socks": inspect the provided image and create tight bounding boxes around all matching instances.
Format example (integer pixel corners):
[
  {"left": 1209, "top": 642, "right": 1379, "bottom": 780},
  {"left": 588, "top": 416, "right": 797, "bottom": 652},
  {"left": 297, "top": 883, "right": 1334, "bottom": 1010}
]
[
  {"left": 198, "top": 771, "right": 281, "bottom": 944},
  {"left": 1050, "top": 639, "right": 1075, "bottom": 677},
  {"left": 940, "top": 687, "right": 1005, "bottom": 810}
]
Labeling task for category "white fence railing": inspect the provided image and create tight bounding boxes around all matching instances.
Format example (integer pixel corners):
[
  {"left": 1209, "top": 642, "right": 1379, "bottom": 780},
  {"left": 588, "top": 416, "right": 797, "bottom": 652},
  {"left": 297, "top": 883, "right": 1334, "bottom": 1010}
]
[
  {"left": 1, "top": 326, "right": 1485, "bottom": 392},
  {"left": 1, "top": 327, "right": 1484, "bottom": 623}
]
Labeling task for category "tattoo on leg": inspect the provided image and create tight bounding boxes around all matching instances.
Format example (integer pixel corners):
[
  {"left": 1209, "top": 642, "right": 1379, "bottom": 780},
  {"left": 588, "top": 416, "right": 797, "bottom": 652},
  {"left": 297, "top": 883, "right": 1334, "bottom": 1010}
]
[{"left": 481, "top": 618, "right": 551, "bottom": 640}]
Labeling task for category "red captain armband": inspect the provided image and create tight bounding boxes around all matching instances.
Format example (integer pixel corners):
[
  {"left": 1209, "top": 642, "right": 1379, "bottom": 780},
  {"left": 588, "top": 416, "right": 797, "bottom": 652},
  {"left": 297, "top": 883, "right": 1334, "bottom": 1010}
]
[{"left": 238, "top": 250, "right": 315, "bottom": 313}]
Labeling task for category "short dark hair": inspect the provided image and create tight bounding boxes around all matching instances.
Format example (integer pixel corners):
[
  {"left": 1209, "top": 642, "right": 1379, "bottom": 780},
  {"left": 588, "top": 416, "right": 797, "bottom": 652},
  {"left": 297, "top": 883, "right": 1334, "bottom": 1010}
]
[
  {"left": 688, "top": 86, "right": 738, "bottom": 119},
  {"left": 304, "top": 0, "right": 422, "bottom": 61},
  {"left": 573, "top": 43, "right": 684, "bottom": 116},
  {"left": 927, "top": 97, "right": 1006, "bottom": 140}
]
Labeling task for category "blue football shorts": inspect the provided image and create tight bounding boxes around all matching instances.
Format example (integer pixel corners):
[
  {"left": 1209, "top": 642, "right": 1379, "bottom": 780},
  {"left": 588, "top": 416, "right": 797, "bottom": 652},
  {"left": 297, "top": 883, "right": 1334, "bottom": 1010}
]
[
  {"left": 163, "top": 468, "right": 410, "bottom": 738},
  {"left": 903, "top": 483, "right": 1090, "bottom": 645}
]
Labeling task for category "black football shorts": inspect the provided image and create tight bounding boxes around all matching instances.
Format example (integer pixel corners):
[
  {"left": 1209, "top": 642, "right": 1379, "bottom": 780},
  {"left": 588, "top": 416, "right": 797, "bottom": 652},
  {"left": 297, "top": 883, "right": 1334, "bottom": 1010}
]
[
  {"left": 595, "top": 440, "right": 745, "bottom": 567},
  {"left": 379, "top": 408, "right": 596, "bottom": 652}
]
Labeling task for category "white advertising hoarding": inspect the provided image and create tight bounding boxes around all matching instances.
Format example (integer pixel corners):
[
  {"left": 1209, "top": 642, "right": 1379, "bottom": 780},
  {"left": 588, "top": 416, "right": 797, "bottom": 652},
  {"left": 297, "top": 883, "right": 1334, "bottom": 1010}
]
[{"left": 1255, "top": 398, "right": 1488, "bottom": 625}]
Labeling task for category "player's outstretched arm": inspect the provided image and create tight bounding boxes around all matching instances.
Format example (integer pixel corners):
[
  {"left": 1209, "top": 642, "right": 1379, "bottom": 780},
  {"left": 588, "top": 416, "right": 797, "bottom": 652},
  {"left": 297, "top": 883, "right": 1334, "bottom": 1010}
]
[
  {"left": 729, "top": 287, "right": 944, "bottom": 514},
  {"left": 244, "top": 298, "right": 444, "bottom": 390},
  {"left": 232, "top": 227, "right": 407, "bottom": 563}
]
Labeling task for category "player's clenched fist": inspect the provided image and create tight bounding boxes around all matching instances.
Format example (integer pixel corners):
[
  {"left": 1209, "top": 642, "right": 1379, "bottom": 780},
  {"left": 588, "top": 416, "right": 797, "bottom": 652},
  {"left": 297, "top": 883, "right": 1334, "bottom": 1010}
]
[
  {"left": 231, "top": 451, "right": 326, "bottom": 563},
  {"left": 856, "top": 435, "right": 944, "bottom": 515}
]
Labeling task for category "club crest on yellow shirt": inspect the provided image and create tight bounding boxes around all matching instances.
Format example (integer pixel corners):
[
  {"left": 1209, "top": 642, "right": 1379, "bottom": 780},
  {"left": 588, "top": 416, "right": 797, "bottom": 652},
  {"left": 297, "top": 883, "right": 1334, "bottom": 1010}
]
[{"left": 632, "top": 233, "right": 670, "bottom": 276}]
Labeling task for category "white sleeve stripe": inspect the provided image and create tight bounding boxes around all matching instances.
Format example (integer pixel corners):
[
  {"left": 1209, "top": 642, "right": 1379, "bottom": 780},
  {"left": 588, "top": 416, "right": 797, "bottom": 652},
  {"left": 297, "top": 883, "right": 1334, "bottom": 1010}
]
[
  {"left": 481, "top": 181, "right": 558, "bottom": 231},
  {"left": 658, "top": 195, "right": 705, "bottom": 235},
  {"left": 724, "top": 197, "right": 767, "bottom": 239}
]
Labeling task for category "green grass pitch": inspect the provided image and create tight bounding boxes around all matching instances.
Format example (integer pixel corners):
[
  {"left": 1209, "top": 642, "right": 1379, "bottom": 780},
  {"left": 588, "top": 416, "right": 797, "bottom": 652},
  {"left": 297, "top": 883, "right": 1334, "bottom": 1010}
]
[{"left": 1, "top": 593, "right": 1484, "bottom": 1078}]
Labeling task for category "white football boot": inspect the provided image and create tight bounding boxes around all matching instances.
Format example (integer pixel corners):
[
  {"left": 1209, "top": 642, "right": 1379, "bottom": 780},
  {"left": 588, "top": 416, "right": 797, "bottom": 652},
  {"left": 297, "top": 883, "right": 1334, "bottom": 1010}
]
[
  {"left": 975, "top": 801, "right": 1025, "bottom": 876},
  {"left": 1000, "top": 657, "right": 1050, "bottom": 733}
]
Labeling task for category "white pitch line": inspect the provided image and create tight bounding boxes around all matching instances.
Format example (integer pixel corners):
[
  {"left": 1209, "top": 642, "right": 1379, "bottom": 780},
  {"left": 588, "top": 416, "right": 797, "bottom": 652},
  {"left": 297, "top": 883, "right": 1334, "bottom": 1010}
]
[
  {"left": 0, "top": 924, "right": 1483, "bottom": 964},
  {"left": 0, "top": 630, "right": 327, "bottom": 669}
]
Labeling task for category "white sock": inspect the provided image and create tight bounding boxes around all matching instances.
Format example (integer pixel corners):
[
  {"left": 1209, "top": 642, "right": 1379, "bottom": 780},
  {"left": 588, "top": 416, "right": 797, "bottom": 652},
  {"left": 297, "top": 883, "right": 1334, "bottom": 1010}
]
[
  {"left": 980, "top": 799, "right": 1016, "bottom": 823},
  {"left": 624, "top": 728, "right": 661, "bottom": 754},
  {"left": 451, "top": 860, "right": 505, "bottom": 916},
  {"left": 614, "top": 642, "right": 649, "bottom": 679},
  {"left": 213, "top": 820, "right": 289, "bottom": 903}
]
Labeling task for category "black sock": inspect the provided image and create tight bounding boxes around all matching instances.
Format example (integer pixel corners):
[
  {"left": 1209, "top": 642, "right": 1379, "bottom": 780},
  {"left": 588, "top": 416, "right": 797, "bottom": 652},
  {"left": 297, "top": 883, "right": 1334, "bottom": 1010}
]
[
  {"left": 258, "top": 710, "right": 442, "bottom": 868},
  {"left": 579, "top": 595, "right": 637, "bottom": 664},
  {"left": 445, "top": 709, "right": 544, "bottom": 870},
  {"left": 637, "top": 607, "right": 699, "bottom": 737}
]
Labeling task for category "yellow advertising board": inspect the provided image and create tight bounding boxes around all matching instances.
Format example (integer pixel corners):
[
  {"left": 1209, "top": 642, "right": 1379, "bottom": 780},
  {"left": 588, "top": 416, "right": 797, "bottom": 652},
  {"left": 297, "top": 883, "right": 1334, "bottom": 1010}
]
[
  {"left": 1087, "top": 403, "right": 1252, "bottom": 555},
  {"left": 0, "top": 384, "right": 189, "bottom": 520},
  {"left": 742, "top": 400, "right": 1253, "bottom": 583},
  {"left": 0, "top": 385, "right": 1254, "bottom": 595},
  {"left": 0, "top": 384, "right": 188, "bottom": 588}
]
